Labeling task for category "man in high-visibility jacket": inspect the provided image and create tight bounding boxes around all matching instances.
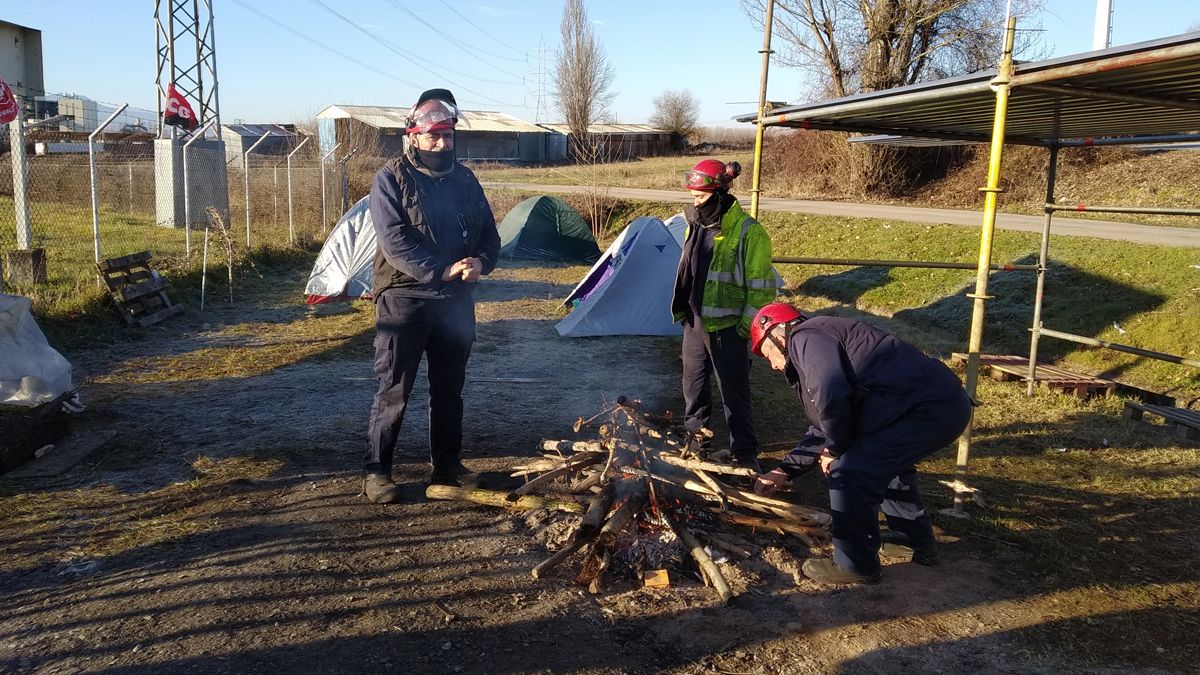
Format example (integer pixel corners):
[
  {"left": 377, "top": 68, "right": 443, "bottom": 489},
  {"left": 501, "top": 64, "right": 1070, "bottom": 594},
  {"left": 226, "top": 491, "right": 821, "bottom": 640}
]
[{"left": 671, "top": 159, "right": 777, "bottom": 472}]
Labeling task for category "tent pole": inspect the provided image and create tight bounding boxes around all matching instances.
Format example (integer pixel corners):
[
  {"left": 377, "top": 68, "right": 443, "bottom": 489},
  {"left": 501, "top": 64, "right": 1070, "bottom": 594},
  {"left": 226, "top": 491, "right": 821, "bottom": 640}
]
[
  {"left": 948, "top": 16, "right": 1017, "bottom": 519},
  {"left": 749, "top": 0, "right": 774, "bottom": 220},
  {"left": 1026, "top": 144, "right": 1058, "bottom": 396}
]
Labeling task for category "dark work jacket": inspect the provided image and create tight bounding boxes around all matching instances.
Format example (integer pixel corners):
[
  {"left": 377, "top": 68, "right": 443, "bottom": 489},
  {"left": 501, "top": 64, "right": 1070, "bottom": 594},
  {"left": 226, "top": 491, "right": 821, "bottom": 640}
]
[
  {"left": 369, "top": 155, "right": 500, "bottom": 300},
  {"left": 782, "top": 316, "right": 966, "bottom": 458}
]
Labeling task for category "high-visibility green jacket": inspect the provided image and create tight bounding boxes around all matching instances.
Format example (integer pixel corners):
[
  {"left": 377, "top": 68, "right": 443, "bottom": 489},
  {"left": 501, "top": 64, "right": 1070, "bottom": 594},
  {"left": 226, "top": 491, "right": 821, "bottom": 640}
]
[{"left": 673, "top": 200, "right": 777, "bottom": 337}]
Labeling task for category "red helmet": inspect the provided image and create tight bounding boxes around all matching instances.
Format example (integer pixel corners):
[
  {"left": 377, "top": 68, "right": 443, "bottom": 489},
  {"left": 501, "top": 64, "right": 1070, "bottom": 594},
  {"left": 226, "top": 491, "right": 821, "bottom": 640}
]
[
  {"left": 684, "top": 159, "right": 741, "bottom": 191},
  {"left": 406, "top": 89, "right": 459, "bottom": 134},
  {"left": 750, "top": 302, "right": 804, "bottom": 357}
]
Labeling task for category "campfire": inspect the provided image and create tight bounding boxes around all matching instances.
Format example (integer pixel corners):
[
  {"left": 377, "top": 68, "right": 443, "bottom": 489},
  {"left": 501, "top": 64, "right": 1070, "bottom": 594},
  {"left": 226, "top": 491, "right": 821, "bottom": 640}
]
[{"left": 426, "top": 397, "right": 831, "bottom": 603}]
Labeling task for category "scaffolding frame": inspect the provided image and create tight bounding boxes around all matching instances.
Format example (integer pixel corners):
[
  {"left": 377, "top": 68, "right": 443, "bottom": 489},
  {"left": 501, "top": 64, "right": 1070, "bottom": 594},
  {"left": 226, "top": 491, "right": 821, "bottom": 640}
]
[{"left": 740, "top": 25, "right": 1200, "bottom": 516}]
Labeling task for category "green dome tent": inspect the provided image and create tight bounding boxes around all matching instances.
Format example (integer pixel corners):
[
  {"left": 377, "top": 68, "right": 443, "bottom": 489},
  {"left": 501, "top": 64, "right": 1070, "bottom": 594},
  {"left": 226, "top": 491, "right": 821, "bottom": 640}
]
[{"left": 498, "top": 196, "right": 601, "bottom": 263}]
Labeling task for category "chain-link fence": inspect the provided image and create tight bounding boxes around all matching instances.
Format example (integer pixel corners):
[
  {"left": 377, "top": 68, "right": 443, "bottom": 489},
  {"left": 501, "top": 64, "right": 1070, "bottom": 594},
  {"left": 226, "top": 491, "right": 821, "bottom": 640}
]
[{"left": 1, "top": 121, "right": 374, "bottom": 312}]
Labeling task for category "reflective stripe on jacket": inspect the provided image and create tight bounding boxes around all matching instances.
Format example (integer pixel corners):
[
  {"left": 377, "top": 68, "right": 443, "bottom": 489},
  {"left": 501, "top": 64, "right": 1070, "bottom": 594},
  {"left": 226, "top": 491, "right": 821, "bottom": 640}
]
[{"left": 673, "top": 200, "right": 777, "bottom": 337}]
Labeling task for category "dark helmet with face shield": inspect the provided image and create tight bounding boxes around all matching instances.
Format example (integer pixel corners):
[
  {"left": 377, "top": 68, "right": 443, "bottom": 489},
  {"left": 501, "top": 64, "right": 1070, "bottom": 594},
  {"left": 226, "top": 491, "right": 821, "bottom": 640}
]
[{"left": 406, "top": 88, "right": 459, "bottom": 134}]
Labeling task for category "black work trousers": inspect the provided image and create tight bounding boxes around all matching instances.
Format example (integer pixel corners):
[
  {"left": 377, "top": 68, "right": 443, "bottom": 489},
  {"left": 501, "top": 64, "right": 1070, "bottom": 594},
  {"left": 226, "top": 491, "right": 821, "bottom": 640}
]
[
  {"left": 826, "top": 379, "right": 972, "bottom": 575},
  {"left": 364, "top": 292, "right": 475, "bottom": 476},
  {"left": 681, "top": 317, "right": 759, "bottom": 459}
]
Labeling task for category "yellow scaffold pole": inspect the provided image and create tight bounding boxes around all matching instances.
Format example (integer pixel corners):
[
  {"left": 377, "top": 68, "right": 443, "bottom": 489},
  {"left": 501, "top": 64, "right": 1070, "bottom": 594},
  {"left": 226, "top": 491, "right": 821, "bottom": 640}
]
[
  {"left": 946, "top": 16, "right": 1017, "bottom": 518},
  {"left": 749, "top": 0, "right": 774, "bottom": 220}
]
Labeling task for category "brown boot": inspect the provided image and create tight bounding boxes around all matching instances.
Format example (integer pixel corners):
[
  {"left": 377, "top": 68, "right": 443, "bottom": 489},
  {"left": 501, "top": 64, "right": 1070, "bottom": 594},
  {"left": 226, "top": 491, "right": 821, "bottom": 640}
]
[{"left": 363, "top": 474, "right": 400, "bottom": 504}]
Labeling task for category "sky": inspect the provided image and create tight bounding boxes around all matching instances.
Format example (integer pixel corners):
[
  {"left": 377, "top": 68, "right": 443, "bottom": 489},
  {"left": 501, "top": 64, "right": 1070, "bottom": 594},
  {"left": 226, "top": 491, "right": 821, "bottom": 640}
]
[{"left": 4, "top": 0, "right": 1200, "bottom": 129}]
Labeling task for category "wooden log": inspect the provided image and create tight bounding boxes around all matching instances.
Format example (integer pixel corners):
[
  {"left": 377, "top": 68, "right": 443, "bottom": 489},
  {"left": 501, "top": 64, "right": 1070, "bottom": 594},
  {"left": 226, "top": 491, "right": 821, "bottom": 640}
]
[
  {"left": 541, "top": 439, "right": 604, "bottom": 454},
  {"left": 598, "top": 484, "right": 648, "bottom": 547},
  {"left": 586, "top": 547, "right": 613, "bottom": 594},
  {"left": 720, "top": 485, "right": 832, "bottom": 526},
  {"left": 425, "top": 485, "right": 584, "bottom": 513},
  {"left": 531, "top": 530, "right": 599, "bottom": 579},
  {"left": 510, "top": 458, "right": 567, "bottom": 477},
  {"left": 579, "top": 487, "right": 616, "bottom": 537},
  {"left": 658, "top": 454, "right": 759, "bottom": 476},
  {"left": 506, "top": 451, "right": 604, "bottom": 501},
  {"left": 691, "top": 467, "right": 729, "bottom": 511},
  {"left": 702, "top": 535, "right": 753, "bottom": 560},
  {"left": 668, "top": 516, "right": 734, "bottom": 604},
  {"left": 716, "top": 512, "right": 828, "bottom": 547},
  {"left": 569, "top": 472, "right": 603, "bottom": 494}
]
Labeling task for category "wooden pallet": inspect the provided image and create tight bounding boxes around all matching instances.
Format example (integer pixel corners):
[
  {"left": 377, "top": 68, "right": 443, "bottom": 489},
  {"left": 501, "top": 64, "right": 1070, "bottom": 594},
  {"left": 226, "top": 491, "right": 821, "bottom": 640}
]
[
  {"left": 1123, "top": 402, "right": 1200, "bottom": 441},
  {"left": 951, "top": 353, "right": 1116, "bottom": 398},
  {"left": 96, "top": 251, "right": 183, "bottom": 327}
]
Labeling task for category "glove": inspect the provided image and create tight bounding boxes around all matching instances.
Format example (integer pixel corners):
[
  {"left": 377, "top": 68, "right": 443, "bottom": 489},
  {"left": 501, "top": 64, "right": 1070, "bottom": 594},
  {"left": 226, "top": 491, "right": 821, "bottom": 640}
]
[
  {"left": 780, "top": 445, "right": 824, "bottom": 478},
  {"left": 753, "top": 467, "right": 791, "bottom": 497}
]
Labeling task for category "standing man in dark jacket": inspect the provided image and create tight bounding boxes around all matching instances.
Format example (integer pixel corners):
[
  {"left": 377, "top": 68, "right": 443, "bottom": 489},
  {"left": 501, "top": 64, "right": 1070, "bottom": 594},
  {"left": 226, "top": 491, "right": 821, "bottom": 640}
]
[
  {"left": 362, "top": 88, "right": 501, "bottom": 504},
  {"left": 748, "top": 303, "right": 972, "bottom": 584}
]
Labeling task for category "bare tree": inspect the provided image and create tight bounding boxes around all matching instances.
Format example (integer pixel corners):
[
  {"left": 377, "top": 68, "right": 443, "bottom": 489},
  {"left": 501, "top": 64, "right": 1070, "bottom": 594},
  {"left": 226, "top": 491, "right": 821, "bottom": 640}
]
[
  {"left": 650, "top": 89, "right": 701, "bottom": 151},
  {"left": 553, "top": 0, "right": 616, "bottom": 161},
  {"left": 741, "top": 0, "right": 1046, "bottom": 193}
]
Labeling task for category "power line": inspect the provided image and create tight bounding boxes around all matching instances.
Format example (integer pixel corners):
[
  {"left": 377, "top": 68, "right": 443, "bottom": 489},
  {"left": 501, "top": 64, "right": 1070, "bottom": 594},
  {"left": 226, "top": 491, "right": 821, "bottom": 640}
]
[
  {"left": 228, "top": 0, "right": 423, "bottom": 90},
  {"left": 381, "top": 0, "right": 527, "bottom": 80},
  {"left": 303, "top": 0, "right": 519, "bottom": 89},
  {"left": 438, "top": 0, "right": 527, "bottom": 56},
  {"left": 230, "top": 0, "right": 516, "bottom": 108}
]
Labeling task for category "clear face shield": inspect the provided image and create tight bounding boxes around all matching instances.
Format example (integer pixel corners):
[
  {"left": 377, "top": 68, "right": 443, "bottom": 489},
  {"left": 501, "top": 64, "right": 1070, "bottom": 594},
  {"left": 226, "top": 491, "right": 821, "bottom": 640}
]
[{"left": 407, "top": 98, "right": 459, "bottom": 134}]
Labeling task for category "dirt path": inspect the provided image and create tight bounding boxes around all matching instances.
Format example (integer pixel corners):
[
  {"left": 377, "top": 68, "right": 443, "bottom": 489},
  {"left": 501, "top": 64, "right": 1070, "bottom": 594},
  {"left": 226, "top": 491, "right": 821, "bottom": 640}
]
[
  {"left": 0, "top": 268, "right": 1171, "bottom": 674},
  {"left": 484, "top": 182, "right": 1200, "bottom": 248}
]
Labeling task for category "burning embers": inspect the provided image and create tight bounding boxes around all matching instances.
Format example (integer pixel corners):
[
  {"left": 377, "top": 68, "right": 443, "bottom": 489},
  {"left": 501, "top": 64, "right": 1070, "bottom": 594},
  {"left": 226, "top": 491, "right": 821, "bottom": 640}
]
[{"left": 425, "top": 397, "right": 832, "bottom": 603}]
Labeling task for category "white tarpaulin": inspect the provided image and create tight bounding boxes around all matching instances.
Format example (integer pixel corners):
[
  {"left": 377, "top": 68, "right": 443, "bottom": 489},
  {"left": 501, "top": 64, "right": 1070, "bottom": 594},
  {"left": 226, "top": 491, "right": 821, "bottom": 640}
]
[
  {"left": 0, "top": 294, "right": 73, "bottom": 407},
  {"left": 305, "top": 196, "right": 377, "bottom": 304}
]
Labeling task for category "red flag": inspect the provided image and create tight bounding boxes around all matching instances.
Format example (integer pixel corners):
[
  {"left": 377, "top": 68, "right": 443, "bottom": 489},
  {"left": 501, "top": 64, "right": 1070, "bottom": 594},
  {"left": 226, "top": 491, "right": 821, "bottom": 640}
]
[
  {"left": 0, "top": 77, "right": 18, "bottom": 125},
  {"left": 163, "top": 83, "right": 199, "bottom": 131}
]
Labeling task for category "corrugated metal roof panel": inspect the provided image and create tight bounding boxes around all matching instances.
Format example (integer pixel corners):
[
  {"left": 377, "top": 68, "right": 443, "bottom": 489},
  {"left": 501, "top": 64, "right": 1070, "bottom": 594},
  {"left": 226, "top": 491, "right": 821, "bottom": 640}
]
[
  {"left": 737, "top": 31, "right": 1200, "bottom": 145},
  {"left": 538, "top": 123, "right": 667, "bottom": 135},
  {"left": 315, "top": 104, "right": 548, "bottom": 133},
  {"left": 223, "top": 123, "right": 298, "bottom": 138}
]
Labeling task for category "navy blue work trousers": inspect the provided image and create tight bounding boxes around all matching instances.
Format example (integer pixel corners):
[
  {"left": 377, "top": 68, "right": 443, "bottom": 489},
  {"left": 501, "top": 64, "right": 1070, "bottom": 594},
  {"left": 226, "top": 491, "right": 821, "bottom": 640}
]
[
  {"left": 681, "top": 318, "right": 759, "bottom": 459},
  {"left": 364, "top": 292, "right": 475, "bottom": 476},
  {"left": 826, "top": 380, "right": 971, "bottom": 575}
]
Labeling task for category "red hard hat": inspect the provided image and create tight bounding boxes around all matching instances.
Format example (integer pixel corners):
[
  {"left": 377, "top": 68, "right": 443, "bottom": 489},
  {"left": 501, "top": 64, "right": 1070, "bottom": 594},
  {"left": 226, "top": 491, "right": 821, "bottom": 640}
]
[
  {"left": 406, "top": 90, "right": 459, "bottom": 134},
  {"left": 684, "top": 159, "right": 741, "bottom": 191},
  {"left": 750, "top": 302, "right": 804, "bottom": 357}
]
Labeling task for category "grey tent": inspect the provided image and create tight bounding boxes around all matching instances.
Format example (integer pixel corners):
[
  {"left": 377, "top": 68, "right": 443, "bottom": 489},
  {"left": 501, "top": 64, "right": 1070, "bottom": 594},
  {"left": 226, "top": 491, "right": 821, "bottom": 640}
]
[{"left": 555, "top": 215, "right": 687, "bottom": 337}]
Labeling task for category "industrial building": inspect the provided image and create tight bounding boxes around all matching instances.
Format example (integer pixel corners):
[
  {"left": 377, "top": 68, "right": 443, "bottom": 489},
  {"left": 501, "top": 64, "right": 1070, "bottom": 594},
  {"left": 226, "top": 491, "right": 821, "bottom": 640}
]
[
  {"left": 221, "top": 123, "right": 302, "bottom": 169},
  {"left": 316, "top": 104, "right": 563, "bottom": 163}
]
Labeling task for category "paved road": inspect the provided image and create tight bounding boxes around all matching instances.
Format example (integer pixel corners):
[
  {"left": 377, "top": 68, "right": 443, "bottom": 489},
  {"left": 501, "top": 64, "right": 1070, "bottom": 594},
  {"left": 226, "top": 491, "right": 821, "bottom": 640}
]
[{"left": 484, "top": 182, "right": 1200, "bottom": 248}]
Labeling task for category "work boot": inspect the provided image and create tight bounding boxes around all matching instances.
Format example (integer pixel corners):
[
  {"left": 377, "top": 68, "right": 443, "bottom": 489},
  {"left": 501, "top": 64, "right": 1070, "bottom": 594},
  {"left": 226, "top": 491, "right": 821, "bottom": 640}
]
[
  {"left": 879, "top": 531, "right": 939, "bottom": 566},
  {"left": 802, "top": 558, "right": 882, "bottom": 585},
  {"left": 430, "top": 461, "right": 477, "bottom": 488},
  {"left": 731, "top": 455, "right": 763, "bottom": 475},
  {"left": 363, "top": 473, "right": 400, "bottom": 504}
]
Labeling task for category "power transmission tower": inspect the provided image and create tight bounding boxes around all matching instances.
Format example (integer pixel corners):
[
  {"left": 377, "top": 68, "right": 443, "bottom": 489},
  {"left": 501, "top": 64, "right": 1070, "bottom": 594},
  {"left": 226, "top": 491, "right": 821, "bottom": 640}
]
[
  {"left": 534, "top": 37, "right": 549, "bottom": 124},
  {"left": 152, "top": 0, "right": 228, "bottom": 232},
  {"left": 154, "top": 0, "right": 221, "bottom": 136}
]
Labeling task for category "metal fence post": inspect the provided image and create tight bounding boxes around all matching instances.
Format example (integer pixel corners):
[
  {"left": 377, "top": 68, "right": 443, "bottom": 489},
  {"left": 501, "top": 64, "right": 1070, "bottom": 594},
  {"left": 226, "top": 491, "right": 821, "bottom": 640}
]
[
  {"left": 182, "top": 119, "right": 217, "bottom": 260},
  {"left": 88, "top": 103, "right": 128, "bottom": 263},
  {"left": 320, "top": 142, "right": 341, "bottom": 234},
  {"left": 241, "top": 132, "right": 273, "bottom": 249},
  {"left": 128, "top": 162, "right": 134, "bottom": 214},
  {"left": 9, "top": 109, "right": 31, "bottom": 250},
  {"left": 286, "top": 137, "right": 311, "bottom": 245},
  {"left": 339, "top": 147, "right": 359, "bottom": 213}
]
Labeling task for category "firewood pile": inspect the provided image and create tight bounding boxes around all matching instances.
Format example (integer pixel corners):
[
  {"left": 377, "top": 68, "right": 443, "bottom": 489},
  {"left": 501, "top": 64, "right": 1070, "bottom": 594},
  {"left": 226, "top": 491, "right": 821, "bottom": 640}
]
[{"left": 426, "top": 397, "right": 831, "bottom": 603}]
